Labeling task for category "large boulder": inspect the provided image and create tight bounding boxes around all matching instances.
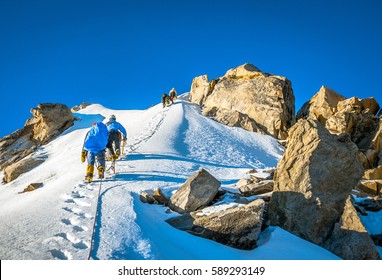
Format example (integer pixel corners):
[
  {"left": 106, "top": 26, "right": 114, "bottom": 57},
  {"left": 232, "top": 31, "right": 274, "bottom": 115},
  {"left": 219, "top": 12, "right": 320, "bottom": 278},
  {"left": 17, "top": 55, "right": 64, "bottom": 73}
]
[
  {"left": 167, "top": 199, "right": 265, "bottom": 249},
  {"left": 169, "top": 168, "right": 221, "bottom": 213},
  {"left": 268, "top": 119, "right": 376, "bottom": 259},
  {"left": 195, "top": 63, "right": 295, "bottom": 139},
  {"left": 296, "top": 85, "right": 346, "bottom": 124}
]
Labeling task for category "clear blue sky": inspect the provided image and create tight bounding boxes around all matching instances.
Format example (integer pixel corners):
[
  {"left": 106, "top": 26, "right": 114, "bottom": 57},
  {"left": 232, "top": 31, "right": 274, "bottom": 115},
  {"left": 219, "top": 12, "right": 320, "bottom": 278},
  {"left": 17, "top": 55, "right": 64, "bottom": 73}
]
[{"left": 1, "top": 0, "right": 381, "bottom": 137}]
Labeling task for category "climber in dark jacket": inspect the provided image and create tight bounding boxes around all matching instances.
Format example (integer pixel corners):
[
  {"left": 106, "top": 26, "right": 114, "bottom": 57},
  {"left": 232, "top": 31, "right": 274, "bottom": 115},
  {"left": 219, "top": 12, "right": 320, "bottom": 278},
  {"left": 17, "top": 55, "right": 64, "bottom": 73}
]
[
  {"left": 162, "top": 93, "right": 171, "bottom": 108},
  {"left": 105, "top": 114, "right": 127, "bottom": 161}
]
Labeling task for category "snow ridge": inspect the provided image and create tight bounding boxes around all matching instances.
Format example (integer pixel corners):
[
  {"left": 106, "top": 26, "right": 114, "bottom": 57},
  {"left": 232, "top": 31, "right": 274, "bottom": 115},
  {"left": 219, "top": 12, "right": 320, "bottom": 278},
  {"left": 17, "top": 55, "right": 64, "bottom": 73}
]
[{"left": 0, "top": 99, "right": 343, "bottom": 260}]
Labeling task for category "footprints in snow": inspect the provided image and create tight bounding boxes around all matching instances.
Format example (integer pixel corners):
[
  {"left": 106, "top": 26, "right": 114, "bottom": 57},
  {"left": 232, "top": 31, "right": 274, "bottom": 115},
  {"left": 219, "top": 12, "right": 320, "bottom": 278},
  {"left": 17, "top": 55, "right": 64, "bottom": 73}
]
[
  {"left": 47, "top": 182, "right": 96, "bottom": 259},
  {"left": 128, "top": 106, "right": 170, "bottom": 153}
]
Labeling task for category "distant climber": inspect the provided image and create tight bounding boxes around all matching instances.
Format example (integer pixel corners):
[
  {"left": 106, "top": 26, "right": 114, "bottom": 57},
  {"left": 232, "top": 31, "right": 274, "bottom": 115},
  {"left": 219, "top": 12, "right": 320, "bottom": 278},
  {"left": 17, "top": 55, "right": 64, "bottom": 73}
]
[
  {"left": 162, "top": 93, "right": 171, "bottom": 108},
  {"left": 169, "top": 88, "right": 178, "bottom": 103},
  {"left": 105, "top": 115, "right": 127, "bottom": 161},
  {"left": 81, "top": 122, "right": 109, "bottom": 182}
]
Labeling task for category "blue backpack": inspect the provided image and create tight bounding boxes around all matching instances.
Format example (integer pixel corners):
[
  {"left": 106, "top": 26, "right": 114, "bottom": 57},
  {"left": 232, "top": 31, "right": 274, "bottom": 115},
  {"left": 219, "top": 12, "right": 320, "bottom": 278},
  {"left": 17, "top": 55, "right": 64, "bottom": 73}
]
[{"left": 83, "top": 122, "right": 108, "bottom": 153}]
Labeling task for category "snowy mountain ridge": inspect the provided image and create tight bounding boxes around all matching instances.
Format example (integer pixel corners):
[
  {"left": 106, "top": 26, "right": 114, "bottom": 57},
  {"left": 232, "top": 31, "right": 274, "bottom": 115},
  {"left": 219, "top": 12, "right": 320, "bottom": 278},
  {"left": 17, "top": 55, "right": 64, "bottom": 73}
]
[{"left": 0, "top": 95, "right": 362, "bottom": 260}]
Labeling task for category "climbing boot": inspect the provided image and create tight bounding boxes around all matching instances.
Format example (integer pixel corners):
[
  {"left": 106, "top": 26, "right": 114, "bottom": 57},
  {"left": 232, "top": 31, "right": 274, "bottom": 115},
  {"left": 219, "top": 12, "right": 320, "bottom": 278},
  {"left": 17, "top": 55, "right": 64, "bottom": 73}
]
[
  {"left": 85, "top": 164, "right": 94, "bottom": 182},
  {"left": 115, "top": 149, "right": 120, "bottom": 159},
  {"left": 98, "top": 166, "right": 104, "bottom": 179}
]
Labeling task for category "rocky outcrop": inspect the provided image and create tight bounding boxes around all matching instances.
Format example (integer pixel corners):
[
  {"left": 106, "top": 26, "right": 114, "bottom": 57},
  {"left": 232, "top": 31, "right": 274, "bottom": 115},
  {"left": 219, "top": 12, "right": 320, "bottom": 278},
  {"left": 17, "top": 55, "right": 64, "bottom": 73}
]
[
  {"left": 166, "top": 199, "right": 265, "bottom": 250},
  {"left": 298, "top": 88, "right": 382, "bottom": 195},
  {"left": 0, "top": 125, "right": 37, "bottom": 170},
  {"left": 268, "top": 119, "right": 380, "bottom": 259},
  {"left": 296, "top": 86, "right": 345, "bottom": 124},
  {"left": 190, "top": 63, "right": 295, "bottom": 139},
  {"left": 189, "top": 75, "right": 213, "bottom": 105},
  {"left": 169, "top": 168, "right": 220, "bottom": 213},
  {"left": 1, "top": 103, "right": 75, "bottom": 182},
  {"left": 3, "top": 157, "right": 45, "bottom": 183},
  {"left": 30, "top": 103, "right": 75, "bottom": 144},
  {"left": 71, "top": 102, "right": 91, "bottom": 112},
  {"left": 325, "top": 97, "right": 379, "bottom": 146}
]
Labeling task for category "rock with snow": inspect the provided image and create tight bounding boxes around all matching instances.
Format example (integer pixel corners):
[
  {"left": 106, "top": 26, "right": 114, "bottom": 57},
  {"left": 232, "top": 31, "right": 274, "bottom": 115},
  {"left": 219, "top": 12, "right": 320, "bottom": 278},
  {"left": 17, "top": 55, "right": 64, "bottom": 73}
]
[
  {"left": 196, "top": 63, "right": 295, "bottom": 139},
  {"left": 239, "top": 180, "right": 274, "bottom": 197},
  {"left": 21, "top": 182, "right": 43, "bottom": 193},
  {"left": 268, "top": 118, "right": 370, "bottom": 259},
  {"left": 3, "top": 157, "right": 45, "bottom": 183},
  {"left": 169, "top": 168, "right": 221, "bottom": 213},
  {"left": 0, "top": 103, "right": 75, "bottom": 178},
  {"left": 166, "top": 199, "right": 265, "bottom": 250},
  {"left": 153, "top": 188, "right": 169, "bottom": 206},
  {"left": 71, "top": 102, "right": 91, "bottom": 112},
  {"left": 140, "top": 191, "right": 157, "bottom": 204},
  {"left": 0, "top": 125, "right": 37, "bottom": 170},
  {"left": 322, "top": 197, "right": 380, "bottom": 260}
]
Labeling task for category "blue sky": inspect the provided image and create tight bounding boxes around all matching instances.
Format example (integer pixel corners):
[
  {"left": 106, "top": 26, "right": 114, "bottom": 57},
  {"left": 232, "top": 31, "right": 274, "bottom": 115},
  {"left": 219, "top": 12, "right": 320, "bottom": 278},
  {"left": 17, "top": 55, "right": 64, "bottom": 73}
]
[{"left": 1, "top": 0, "right": 381, "bottom": 137}]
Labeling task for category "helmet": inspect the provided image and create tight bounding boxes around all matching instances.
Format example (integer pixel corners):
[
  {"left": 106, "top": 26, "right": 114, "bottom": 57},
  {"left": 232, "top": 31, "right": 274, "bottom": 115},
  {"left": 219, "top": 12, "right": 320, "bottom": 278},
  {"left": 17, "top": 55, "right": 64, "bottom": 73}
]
[{"left": 109, "top": 115, "right": 116, "bottom": 121}]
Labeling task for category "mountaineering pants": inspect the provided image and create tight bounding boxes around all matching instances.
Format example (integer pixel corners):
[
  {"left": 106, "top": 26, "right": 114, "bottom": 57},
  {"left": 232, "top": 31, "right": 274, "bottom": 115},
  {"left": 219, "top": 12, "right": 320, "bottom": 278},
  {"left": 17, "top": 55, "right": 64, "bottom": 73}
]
[
  {"left": 106, "top": 130, "right": 121, "bottom": 155},
  {"left": 87, "top": 150, "right": 105, "bottom": 168}
]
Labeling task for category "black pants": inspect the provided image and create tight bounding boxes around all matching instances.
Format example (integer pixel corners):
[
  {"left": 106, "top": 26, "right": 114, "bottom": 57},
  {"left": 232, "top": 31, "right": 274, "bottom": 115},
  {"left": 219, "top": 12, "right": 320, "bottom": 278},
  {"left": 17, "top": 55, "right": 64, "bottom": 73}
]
[{"left": 106, "top": 130, "right": 120, "bottom": 155}]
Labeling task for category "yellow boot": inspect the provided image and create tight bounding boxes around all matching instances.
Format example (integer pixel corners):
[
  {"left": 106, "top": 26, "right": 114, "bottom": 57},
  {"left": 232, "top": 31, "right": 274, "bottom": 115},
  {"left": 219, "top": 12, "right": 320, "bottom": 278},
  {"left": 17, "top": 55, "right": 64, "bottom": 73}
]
[
  {"left": 85, "top": 164, "right": 94, "bottom": 182},
  {"left": 98, "top": 166, "right": 104, "bottom": 179}
]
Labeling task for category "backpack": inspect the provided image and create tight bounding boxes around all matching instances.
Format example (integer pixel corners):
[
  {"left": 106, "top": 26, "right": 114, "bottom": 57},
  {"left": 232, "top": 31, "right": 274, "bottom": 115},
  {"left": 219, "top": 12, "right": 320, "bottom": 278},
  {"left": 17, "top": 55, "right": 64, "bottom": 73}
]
[{"left": 83, "top": 122, "right": 109, "bottom": 153}]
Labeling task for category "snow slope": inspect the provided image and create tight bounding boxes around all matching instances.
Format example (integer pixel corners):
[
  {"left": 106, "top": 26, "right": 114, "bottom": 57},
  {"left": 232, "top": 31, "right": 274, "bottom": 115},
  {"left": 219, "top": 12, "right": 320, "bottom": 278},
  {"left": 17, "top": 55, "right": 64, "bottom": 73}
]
[{"left": 0, "top": 95, "right": 373, "bottom": 260}]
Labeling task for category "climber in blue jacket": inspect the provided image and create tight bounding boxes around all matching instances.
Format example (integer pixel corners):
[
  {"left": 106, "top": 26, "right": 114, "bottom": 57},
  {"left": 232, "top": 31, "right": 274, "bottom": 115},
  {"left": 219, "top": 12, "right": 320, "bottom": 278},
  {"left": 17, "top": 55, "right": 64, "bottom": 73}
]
[
  {"left": 105, "top": 115, "right": 127, "bottom": 161},
  {"left": 81, "top": 122, "right": 108, "bottom": 182}
]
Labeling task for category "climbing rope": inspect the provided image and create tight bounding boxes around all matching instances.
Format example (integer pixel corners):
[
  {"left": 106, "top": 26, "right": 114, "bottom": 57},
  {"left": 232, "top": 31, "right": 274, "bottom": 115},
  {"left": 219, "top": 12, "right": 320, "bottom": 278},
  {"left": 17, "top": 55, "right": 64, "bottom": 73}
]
[
  {"left": 86, "top": 105, "right": 171, "bottom": 259},
  {"left": 87, "top": 176, "right": 103, "bottom": 260}
]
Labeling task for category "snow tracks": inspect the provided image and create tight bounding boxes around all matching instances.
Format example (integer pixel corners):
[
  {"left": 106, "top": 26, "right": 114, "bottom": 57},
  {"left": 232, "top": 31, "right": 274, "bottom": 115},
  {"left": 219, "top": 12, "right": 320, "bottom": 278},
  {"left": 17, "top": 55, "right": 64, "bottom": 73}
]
[
  {"left": 46, "top": 106, "right": 171, "bottom": 260},
  {"left": 44, "top": 182, "right": 97, "bottom": 260}
]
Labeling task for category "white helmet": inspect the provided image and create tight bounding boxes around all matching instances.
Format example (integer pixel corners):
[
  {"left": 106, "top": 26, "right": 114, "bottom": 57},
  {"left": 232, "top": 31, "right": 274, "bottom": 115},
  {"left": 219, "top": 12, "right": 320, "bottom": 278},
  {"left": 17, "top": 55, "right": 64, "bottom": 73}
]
[{"left": 109, "top": 114, "right": 116, "bottom": 121}]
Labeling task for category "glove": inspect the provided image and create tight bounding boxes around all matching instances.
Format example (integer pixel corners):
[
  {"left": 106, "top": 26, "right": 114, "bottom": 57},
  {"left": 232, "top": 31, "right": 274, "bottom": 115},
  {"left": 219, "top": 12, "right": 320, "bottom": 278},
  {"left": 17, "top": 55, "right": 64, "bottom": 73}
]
[
  {"left": 123, "top": 137, "right": 127, "bottom": 142},
  {"left": 81, "top": 149, "right": 87, "bottom": 163}
]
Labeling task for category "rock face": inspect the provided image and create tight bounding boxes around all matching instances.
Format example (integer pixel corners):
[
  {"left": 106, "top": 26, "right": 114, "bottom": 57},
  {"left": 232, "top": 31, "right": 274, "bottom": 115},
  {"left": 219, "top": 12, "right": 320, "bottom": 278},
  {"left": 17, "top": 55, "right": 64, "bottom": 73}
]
[
  {"left": 297, "top": 88, "right": 382, "bottom": 195},
  {"left": 30, "top": 103, "right": 75, "bottom": 144},
  {"left": 169, "top": 168, "right": 221, "bottom": 213},
  {"left": 189, "top": 75, "right": 212, "bottom": 105},
  {"left": 3, "top": 157, "right": 45, "bottom": 183},
  {"left": 322, "top": 197, "right": 380, "bottom": 260},
  {"left": 0, "top": 103, "right": 75, "bottom": 182},
  {"left": 167, "top": 199, "right": 265, "bottom": 250},
  {"left": 296, "top": 86, "right": 346, "bottom": 124},
  {"left": 190, "top": 63, "right": 295, "bottom": 139},
  {"left": 268, "top": 119, "right": 380, "bottom": 259}
]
